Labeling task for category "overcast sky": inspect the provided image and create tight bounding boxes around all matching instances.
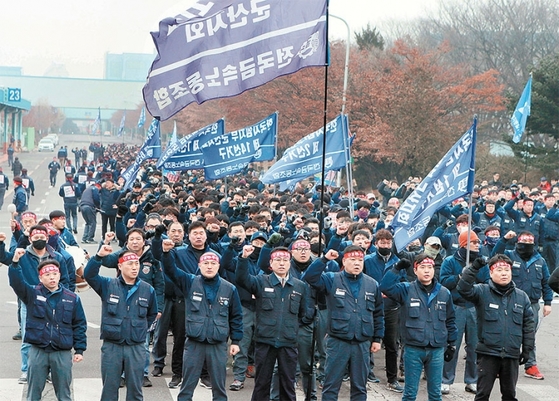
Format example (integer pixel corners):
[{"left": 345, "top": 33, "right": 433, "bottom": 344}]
[{"left": 0, "top": 0, "right": 439, "bottom": 79}]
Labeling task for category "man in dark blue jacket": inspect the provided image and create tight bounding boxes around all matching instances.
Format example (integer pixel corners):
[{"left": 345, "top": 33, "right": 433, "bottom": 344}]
[
  {"left": 79, "top": 182, "right": 100, "bottom": 244},
  {"left": 236, "top": 245, "right": 309, "bottom": 401},
  {"left": 59, "top": 174, "right": 82, "bottom": 234},
  {"left": 85, "top": 246, "right": 158, "bottom": 401},
  {"left": 161, "top": 241, "right": 243, "bottom": 401},
  {"left": 381, "top": 254, "right": 457, "bottom": 401},
  {"left": 458, "top": 254, "right": 535, "bottom": 400},
  {"left": 13, "top": 176, "right": 28, "bottom": 215},
  {"left": 303, "top": 245, "right": 385, "bottom": 401},
  {"left": 0, "top": 225, "right": 71, "bottom": 384},
  {"left": 9, "top": 258, "right": 87, "bottom": 401},
  {"left": 98, "top": 228, "right": 165, "bottom": 387}
]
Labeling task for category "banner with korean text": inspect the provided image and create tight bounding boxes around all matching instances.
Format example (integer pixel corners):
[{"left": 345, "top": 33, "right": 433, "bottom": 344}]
[
  {"left": 143, "top": 0, "right": 328, "bottom": 120},
  {"left": 122, "top": 119, "right": 162, "bottom": 189},
  {"left": 201, "top": 113, "right": 277, "bottom": 180},
  {"left": 261, "top": 114, "right": 349, "bottom": 185},
  {"left": 156, "top": 119, "right": 225, "bottom": 171},
  {"left": 392, "top": 118, "right": 477, "bottom": 252}
]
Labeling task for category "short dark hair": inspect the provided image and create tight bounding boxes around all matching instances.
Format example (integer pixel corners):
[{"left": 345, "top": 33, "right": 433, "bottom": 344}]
[{"left": 188, "top": 220, "right": 207, "bottom": 233}]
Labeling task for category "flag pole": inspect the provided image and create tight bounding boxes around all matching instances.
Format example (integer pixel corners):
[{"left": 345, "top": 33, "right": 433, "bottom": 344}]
[
  {"left": 308, "top": 3, "right": 330, "bottom": 400},
  {"left": 465, "top": 116, "right": 478, "bottom": 268}
]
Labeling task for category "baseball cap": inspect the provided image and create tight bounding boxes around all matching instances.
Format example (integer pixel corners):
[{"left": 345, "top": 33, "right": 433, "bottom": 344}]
[
  {"left": 425, "top": 236, "right": 442, "bottom": 247},
  {"left": 251, "top": 231, "right": 268, "bottom": 242}
]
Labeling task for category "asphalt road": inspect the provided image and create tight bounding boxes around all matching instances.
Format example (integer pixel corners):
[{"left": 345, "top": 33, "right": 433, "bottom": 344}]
[{"left": 0, "top": 134, "right": 558, "bottom": 400}]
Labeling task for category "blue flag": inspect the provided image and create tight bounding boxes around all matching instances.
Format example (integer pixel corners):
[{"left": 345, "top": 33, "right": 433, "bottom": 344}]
[
  {"left": 201, "top": 113, "right": 277, "bottom": 179},
  {"left": 91, "top": 107, "right": 101, "bottom": 135},
  {"left": 137, "top": 107, "right": 146, "bottom": 128},
  {"left": 391, "top": 118, "right": 477, "bottom": 252},
  {"left": 123, "top": 119, "right": 162, "bottom": 189},
  {"left": 117, "top": 112, "right": 126, "bottom": 137},
  {"left": 511, "top": 76, "right": 532, "bottom": 144},
  {"left": 157, "top": 119, "right": 225, "bottom": 171},
  {"left": 261, "top": 114, "right": 350, "bottom": 185},
  {"left": 143, "top": 0, "right": 328, "bottom": 120}
]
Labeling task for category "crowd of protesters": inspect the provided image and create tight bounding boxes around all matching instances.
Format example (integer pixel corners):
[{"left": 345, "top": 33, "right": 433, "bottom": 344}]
[{"left": 3, "top": 141, "right": 559, "bottom": 401}]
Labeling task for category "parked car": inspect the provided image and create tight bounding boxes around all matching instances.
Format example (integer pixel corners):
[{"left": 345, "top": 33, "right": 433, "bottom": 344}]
[
  {"left": 38, "top": 138, "right": 55, "bottom": 152},
  {"left": 46, "top": 133, "right": 59, "bottom": 146}
]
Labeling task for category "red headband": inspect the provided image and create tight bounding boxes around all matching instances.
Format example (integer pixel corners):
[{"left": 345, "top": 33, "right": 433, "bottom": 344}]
[
  {"left": 30, "top": 228, "right": 47, "bottom": 238},
  {"left": 292, "top": 240, "right": 311, "bottom": 249},
  {"left": 490, "top": 260, "right": 512, "bottom": 271},
  {"left": 415, "top": 258, "right": 435, "bottom": 267},
  {"left": 21, "top": 212, "right": 37, "bottom": 220},
  {"left": 39, "top": 264, "right": 59, "bottom": 276},
  {"left": 343, "top": 250, "right": 364, "bottom": 260},
  {"left": 270, "top": 250, "right": 291, "bottom": 260},
  {"left": 517, "top": 234, "right": 534, "bottom": 243},
  {"left": 200, "top": 252, "right": 220, "bottom": 263},
  {"left": 119, "top": 253, "right": 139, "bottom": 263}
]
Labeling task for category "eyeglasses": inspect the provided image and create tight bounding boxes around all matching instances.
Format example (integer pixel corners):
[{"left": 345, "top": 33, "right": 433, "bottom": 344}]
[
  {"left": 470, "top": 240, "right": 481, "bottom": 245},
  {"left": 293, "top": 248, "right": 310, "bottom": 252},
  {"left": 492, "top": 267, "right": 511, "bottom": 273}
]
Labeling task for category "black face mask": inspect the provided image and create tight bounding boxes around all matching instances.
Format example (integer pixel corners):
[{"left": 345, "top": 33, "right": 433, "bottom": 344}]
[
  {"left": 32, "top": 240, "right": 47, "bottom": 250},
  {"left": 219, "top": 226, "right": 227, "bottom": 237},
  {"left": 408, "top": 245, "right": 422, "bottom": 253},
  {"left": 250, "top": 246, "right": 262, "bottom": 260},
  {"left": 516, "top": 243, "right": 535, "bottom": 259},
  {"left": 311, "top": 242, "right": 323, "bottom": 255},
  {"left": 377, "top": 247, "right": 391, "bottom": 256}
]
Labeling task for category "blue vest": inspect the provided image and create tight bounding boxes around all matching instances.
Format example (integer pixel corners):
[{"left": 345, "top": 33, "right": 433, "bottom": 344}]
[
  {"left": 185, "top": 276, "right": 234, "bottom": 343},
  {"left": 326, "top": 273, "right": 379, "bottom": 342},
  {"left": 253, "top": 275, "right": 306, "bottom": 347},
  {"left": 401, "top": 281, "right": 451, "bottom": 348},
  {"left": 100, "top": 278, "right": 152, "bottom": 344},
  {"left": 25, "top": 286, "right": 77, "bottom": 350}
]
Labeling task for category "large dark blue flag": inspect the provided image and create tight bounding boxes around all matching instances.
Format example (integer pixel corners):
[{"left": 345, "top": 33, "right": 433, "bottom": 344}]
[
  {"left": 122, "top": 119, "right": 162, "bottom": 189},
  {"left": 261, "top": 114, "right": 349, "bottom": 185},
  {"left": 143, "top": 0, "right": 328, "bottom": 120},
  {"left": 201, "top": 113, "right": 277, "bottom": 179},
  {"left": 392, "top": 118, "right": 477, "bottom": 252},
  {"left": 157, "top": 119, "right": 225, "bottom": 171}
]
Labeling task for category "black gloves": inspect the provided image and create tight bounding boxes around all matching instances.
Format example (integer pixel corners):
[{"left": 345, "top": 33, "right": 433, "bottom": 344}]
[
  {"left": 267, "top": 233, "right": 282, "bottom": 246},
  {"left": 143, "top": 200, "right": 156, "bottom": 214},
  {"left": 117, "top": 205, "right": 128, "bottom": 217},
  {"left": 444, "top": 345, "right": 456, "bottom": 362},
  {"left": 471, "top": 257, "right": 486, "bottom": 271},
  {"left": 395, "top": 259, "right": 411, "bottom": 271},
  {"left": 519, "top": 347, "right": 531, "bottom": 365},
  {"left": 154, "top": 224, "right": 167, "bottom": 237}
]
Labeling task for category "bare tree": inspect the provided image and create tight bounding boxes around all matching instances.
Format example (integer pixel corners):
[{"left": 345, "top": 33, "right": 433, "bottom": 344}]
[{"left": 386, "top": 0, "right": 559, "bottom": 91}]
